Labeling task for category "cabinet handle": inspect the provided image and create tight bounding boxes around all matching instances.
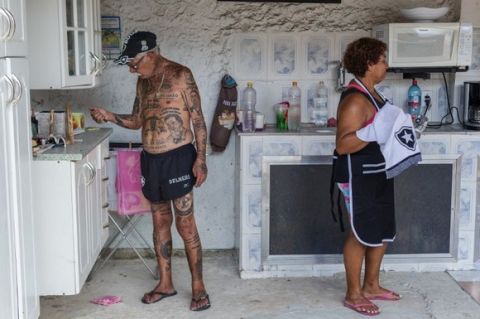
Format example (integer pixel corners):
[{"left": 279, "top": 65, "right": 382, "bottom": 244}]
[
  {"left": 102, "top": 202, "right": 109, "bottom": 209},
  {"left": 103, "top": 223, "right": 109, "bottom": 229},
  {"left": 4, "top": 8, "right": 15, "bottom": 40},
  {"left": 90, "top": 51, "right": 101, "bottom": 75},
  {"left": 10, "top": 73, "right": 22, "bottom": 104},
  {"left": 102, "top": 176, "right": 109, "bottom": 182},
  {"left": 2, "top": 74, "right": 15, "bottom": 104},
  {"left": 0, "top": 8, "right": 14, "bottom": 41},
  {"left": 103, "top": 156, "right": 111, "bottom": 160}
]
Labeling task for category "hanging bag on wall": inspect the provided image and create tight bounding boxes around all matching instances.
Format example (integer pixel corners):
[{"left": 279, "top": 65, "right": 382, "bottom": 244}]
[{"left": 209, "top": 74, "right": 238, "bottom": 152}]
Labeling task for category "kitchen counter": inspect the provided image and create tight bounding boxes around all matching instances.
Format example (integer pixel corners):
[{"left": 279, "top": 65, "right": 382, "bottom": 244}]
[
  {"left": 33, "top": 128, "right": 113, "bottom": 161},
  {"left": 237, "top": 124, "right": 480, "bottom": 136}
]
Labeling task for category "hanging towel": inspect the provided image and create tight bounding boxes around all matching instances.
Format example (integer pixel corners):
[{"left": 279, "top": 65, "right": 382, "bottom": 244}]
[
  {"left": 116, "top": 149, "right": 151, "bottom": 215},
  {"left": 210, "top": 74, "right": 238, "bottom": 152},
  {"left": 356, "top": 102, "right": 422, "bottom": 179}
]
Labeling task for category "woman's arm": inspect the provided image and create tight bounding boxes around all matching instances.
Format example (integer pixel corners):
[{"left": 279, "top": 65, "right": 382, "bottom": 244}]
[{"left": 335, "top": 94, "right": 371, "bottom": 155}]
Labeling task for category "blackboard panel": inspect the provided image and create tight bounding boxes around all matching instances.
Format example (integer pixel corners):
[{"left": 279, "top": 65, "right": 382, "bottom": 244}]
[
  {"left": 389, "top": 164, "right": 452, "bottom": 254},
  {"left": 270, "top": 164, "right": 347, "bottom": 255},
  {"left": 269, "top": 163, "right": 452, "bottom": 255}
]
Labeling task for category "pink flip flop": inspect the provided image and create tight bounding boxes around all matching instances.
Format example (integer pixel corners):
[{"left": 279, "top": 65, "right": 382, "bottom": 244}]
[
  {"left": 366, "top": 290, "right": 401, "bottom": 301},
  {"left": 343, "top": 300, "right": 380, "bottom": 316}
]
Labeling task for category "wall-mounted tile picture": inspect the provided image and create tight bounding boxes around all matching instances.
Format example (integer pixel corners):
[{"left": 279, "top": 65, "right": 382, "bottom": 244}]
[
  {"left": 335, "top": 30, "right": 370, "bottom": 61},
  {"left": 269, "top": 34, "right": 299, "bottom": 79},
  {"left": 302, "top": 34, "right": 334, "bottom": 79},
  {"left": 234, "top": 34, "right": 267, "bottom": 80}
]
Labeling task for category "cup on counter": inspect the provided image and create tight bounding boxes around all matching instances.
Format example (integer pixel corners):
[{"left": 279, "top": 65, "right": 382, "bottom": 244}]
[
  {"left": 72, "top": 112, "right": 85, "bottom": 130},
  {"left": 255, "top": 112, "right": 265, "bottom": 131},
  {"left": 236, "top": 109, "right": 245, "bottom": 131}
]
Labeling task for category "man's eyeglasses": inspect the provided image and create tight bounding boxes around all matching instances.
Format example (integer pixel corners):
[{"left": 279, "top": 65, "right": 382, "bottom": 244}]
[{"left": 127, "top": 55, "right": 146, "bottom": 70}]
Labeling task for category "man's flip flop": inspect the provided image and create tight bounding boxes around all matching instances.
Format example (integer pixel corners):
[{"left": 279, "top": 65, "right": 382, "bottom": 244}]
[
  {"left": 141, "top": 290, "right": 177, "bottom": 304},
  {"left": 366, "top": 290, "right": 401, "bottom": 301},
  {"left": 190, "top": 294, "right": 211, "bottom": 311},
  {"left": 343, "top": 300, "right": 380, "bottom": 316}
]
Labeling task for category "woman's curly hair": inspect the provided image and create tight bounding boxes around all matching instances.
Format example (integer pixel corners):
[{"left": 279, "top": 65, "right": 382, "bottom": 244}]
[{"left": 343, "top": 37, "right": 387, "bottom": 77}]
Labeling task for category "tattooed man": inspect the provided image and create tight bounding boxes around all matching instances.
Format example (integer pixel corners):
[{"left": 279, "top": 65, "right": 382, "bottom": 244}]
[{"left": 90, "top": 31, "right": 210, "bottom": 311}]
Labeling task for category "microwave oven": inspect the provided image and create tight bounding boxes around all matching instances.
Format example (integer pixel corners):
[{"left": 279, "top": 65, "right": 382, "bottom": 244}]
[{"left": 372, "top": 23, "right": 473, "bottom": 71}]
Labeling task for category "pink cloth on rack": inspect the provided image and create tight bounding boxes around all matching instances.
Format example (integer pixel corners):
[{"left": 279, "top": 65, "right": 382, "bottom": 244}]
[{"left": 116, "top": 149, "right": 151, "bottom": 215}]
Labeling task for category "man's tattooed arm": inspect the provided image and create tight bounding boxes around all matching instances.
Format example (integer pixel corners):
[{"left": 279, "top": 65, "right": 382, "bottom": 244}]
[
  {"left": 182, "top": 68, "right": 208, "bottom": 186},
  {"left": 182, "top": 68, "right": 207, "bottom": 163},
  {"left": 109, "top": 96, "right": 143, "bottom": 129}
]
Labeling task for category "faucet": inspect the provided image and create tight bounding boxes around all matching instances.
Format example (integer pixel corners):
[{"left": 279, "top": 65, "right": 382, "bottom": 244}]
[{"left": 335, "top": 61, "right": 346, "bottom": 93}]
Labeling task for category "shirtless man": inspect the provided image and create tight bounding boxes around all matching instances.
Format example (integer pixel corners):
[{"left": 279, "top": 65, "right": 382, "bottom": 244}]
[{"left": 90, "top": 31, "right": 210, "bottom": 311}]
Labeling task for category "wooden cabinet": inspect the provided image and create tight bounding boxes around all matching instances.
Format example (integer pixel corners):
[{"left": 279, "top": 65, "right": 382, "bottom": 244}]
[
  {"left": 0, "top": 0, "right": 28, "bottom": 57},
  {"left": 27, "top": 0, "right": 104, "bottom": 89},
  {"left": 0, "top": 57, "right": 40, "bottom": 318},
  {"left": 32, "top": 139, "right": 110, "bottom": 295}
]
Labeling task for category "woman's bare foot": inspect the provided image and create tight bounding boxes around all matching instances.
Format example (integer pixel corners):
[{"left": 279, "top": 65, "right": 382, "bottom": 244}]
[
  {"left": 344, "top": 293, "right": 380, "bottom": 315},
  {"left": 362, "top": 286, "right": 401, "bottom": 301}
]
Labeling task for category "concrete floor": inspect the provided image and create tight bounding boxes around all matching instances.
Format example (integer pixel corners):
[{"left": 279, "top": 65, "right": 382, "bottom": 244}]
[{"left": 40, "top": 252, "right": 480, "bottom": 319}]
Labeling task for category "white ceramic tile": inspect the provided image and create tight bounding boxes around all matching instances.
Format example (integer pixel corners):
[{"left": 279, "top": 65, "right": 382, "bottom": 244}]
[
  {"left": 302, "top": 136, "right": 336, "bottom": 155},
  {"left": 263, "top": 136, "right": 301, "bottom": 156},
  {"left": 241, "top": 136, "right": 263, "bottom": 184},
  {"left": 233, "top": 33, "right": 268, "bottom": 80},
  {"left": 240, "top": 184, "right": 262, "bottom": 233},
  {"left": 299, "top": 32, "right": 335, "bottom": 80},
  {"left": 418, "top": 135, "right": 450, "bottom": 154},
  {"left": 458, "top": 230, "right": 474, "bottom": 261},
  {"left": 452, "top": 137, "right": 480, "bottom": 180},
  {"left": 240, "top": 233, "right": 262, "bottom": 272},
  {"left": 268, "top": 33, "right": 302, "bottom": 80},
  {"left": 459, "top": 181, "right": 476, "bottom": 230}
]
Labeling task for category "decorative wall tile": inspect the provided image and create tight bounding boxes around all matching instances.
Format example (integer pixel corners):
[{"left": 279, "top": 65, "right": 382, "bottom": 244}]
[
  {"left": 240, "top": 233, "right": 262, "bottom": 271},
  {"left": 268, "top": 33, "right": 301, "bottom": 80},
  {"left": 241, "top": 184, "right": 262, "bottom": 233},
  {"left": 263, "top": 136, "right": 301, "bottom": 156},
  {"left": 300, "top": 33, "right": 335, "bottom": 79},
  {"left": 418, "top": 135, "right": 450, "bottom": 154},
  {"left": 241, "top": 137, "right": 263, "bottom": 184},
  {"left": 458, "top": 231, "right": 474, "bottom": 261},
  {"left": 459, "top": 181, "right": 476, "bottom": 230},
  {"left": 470, "top": 27, "right": 480, "bottom": 72},
  {"left": 302, "top": 136, "right": 336, "bottom": 155},
  {"left": 233, "top": 33, "right": 267, "bottom": 80},
  {"left": 453, "top": 138, "right": 480, "bottom": 180}
]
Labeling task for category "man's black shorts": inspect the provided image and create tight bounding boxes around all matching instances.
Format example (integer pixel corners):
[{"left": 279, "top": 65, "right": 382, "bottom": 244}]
[{"left": 140, "top": 144, "right": 196, "bottom": 202}]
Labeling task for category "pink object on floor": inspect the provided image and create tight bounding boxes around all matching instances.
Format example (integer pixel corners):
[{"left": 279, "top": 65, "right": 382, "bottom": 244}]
[
  {"left": 90, "top": 295, "right": 122, "bottom": 306},
  {"left": 116, "top": 149, "right": 151, "bottom": 215}
]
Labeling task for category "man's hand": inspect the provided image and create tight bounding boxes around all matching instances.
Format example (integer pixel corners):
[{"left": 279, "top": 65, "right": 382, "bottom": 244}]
[
  {"left": 192, "top": 158, "right": 208, "bottom": 187},
  {"left": 89, "top": 107, "right": 112, "bottom": 123}
]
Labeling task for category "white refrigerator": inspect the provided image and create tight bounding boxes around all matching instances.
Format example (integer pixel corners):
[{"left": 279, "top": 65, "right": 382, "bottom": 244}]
[{"left": 0, "top": 1, "right": 40, "bottom": 319}]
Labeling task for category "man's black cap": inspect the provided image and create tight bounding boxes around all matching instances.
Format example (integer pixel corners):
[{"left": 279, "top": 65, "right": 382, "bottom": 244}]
[{"left": 114, "top": 31, "right": 157, "bottom": 65}]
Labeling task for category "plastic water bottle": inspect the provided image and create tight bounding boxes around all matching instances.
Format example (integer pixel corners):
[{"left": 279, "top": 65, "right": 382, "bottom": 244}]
[
  {"left": 312, "top": 81, "right": 329, "bottom": 126},
  {"left": 288, "top": 81, "right": 301, "bottom": 131},
  {"left": 242, "top": 81, "right": 256, "bottom": 133},
  {"left": 407, "top": 79, "right": 422, "bottom": 120}
]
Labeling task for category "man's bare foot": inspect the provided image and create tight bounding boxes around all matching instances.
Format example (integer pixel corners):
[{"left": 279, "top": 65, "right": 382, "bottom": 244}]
[
  {"left": 190, "top": 290, "right": 210, "bottom": 311},
  {"left": 141, "top": 282, "right": 176, "bottom": 304}
]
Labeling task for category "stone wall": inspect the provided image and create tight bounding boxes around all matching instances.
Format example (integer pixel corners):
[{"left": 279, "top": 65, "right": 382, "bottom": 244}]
[{"left": 30, "top": 0, "right": 460, "bottom": 249}]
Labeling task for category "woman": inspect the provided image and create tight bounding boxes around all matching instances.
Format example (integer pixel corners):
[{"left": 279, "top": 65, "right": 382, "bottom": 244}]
[{"left": 333, "top": 37, "right": 401, "bottom": 316}]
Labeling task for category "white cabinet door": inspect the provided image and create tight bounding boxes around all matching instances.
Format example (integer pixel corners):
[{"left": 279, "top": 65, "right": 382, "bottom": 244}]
[
  {"left": 0, "top": 58, "right": 39, "bottom": 319},
  {"left": 61, "top": 0, "right": 95, "bottom": 87},
  {"left": 27, "top": 0, "right": 98, "bottom": 89},
  {"left": 0, "top": 0, "right": 27, "bottom": 57},
  {"left": 0, "top": 57, "right": 18, "bottom": 319},
  {"left": 75, "top": 157, "right": 92, "bottom": 286}
]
